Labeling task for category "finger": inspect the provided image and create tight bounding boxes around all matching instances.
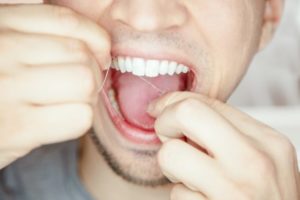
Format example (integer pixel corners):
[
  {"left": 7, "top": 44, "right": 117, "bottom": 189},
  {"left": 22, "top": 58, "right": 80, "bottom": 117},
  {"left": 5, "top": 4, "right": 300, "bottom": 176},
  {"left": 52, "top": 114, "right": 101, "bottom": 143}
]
[
  {"left": 150, "top": 92, "right": 294, "bottom": 191},
  {"left": 16, "top": 64, "right": 98, "bottom": 105},
  {"left": 24, "top": 103, "right": 93, "bottom": 145},
  {"left": 170, "top": 184, "right": 207, "bottom": 200},
  {"left": 149, "top": 92, "right": 297, "bottom": 173},
  {"left": 159, "top": 139, "right": 238, "bottom": 200},
  {"left": 0, "top": 31, "right": 95, "bottom": 66},
  {"left": 0, "top": 4, "right": 111, "bottom": 68},
  {"left": 154, "top": 96, "right": 253, "bottom": 160},
  {"left": 148, "top": 92, "right": 276, "bottom": 141}
]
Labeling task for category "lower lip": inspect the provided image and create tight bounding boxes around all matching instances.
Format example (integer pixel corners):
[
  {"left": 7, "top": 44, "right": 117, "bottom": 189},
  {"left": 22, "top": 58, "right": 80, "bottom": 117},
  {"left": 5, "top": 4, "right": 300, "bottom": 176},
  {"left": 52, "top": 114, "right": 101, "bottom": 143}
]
[{"left": 101, "top": 90, "right": 161, "bottom": 145}]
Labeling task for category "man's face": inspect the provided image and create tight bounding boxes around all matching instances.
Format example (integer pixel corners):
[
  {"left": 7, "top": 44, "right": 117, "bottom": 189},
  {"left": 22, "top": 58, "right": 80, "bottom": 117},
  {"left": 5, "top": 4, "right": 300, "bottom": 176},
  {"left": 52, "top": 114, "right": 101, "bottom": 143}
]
[{"left": 49, "top": 0, "right": 266, "bottom": 186}]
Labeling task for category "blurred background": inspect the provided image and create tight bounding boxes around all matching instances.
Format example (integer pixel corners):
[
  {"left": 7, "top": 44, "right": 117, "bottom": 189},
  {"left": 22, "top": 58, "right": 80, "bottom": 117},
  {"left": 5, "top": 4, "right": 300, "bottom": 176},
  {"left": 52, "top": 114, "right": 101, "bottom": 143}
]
[
  {"left": 229, "top": 0, "right": 300, "bottom": 163},
  {"left": 1, "top": 0, "right": 300, "bottom": 163}
]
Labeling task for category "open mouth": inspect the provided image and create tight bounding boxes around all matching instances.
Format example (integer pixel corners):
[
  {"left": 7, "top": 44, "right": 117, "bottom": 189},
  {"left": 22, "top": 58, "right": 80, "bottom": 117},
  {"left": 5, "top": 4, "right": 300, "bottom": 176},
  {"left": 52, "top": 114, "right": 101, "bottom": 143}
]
[{"left": 101, "top": 56, "right": 195, "bottom": 145}]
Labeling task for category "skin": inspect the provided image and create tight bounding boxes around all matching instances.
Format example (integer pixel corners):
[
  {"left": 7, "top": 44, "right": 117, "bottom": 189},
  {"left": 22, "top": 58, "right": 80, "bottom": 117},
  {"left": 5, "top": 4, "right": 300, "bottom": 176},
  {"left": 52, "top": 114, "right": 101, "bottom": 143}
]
[{"left": 0, "top": 0, "right": 299, "bottom": 200}]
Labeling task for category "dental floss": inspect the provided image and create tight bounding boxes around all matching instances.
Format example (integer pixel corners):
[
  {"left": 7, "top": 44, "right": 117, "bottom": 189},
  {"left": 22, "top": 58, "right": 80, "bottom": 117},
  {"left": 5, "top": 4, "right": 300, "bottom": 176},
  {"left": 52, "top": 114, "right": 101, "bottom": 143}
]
[
  {"left": 137, "top": 76, "right": 167, "bottom": 95},
  {"left": 97, "top": 65, "right": 112, "bottom": 93},
  {"left": 97, "top": 66, "right": 166, "bottom": 95}
]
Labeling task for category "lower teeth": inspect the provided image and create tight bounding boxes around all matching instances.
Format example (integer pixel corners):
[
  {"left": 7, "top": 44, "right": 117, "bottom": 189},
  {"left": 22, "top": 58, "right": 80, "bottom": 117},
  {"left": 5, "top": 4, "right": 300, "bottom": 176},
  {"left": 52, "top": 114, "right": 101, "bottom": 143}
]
[{"left": 108, "top": 89, "right": 121, "bottom": 113}]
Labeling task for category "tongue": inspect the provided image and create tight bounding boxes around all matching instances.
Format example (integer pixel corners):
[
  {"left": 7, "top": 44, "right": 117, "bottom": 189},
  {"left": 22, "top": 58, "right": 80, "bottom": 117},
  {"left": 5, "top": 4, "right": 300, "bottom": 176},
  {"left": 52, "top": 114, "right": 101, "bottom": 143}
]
[{"left": 112, "top": 72, "right": 186, "bottom": 131}]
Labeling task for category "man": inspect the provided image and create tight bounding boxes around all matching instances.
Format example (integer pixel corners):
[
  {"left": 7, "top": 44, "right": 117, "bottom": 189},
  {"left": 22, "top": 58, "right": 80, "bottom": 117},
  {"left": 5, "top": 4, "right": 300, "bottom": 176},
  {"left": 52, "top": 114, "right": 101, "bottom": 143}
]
[{"left": 0, "top": 0, "right": 299, "bottom": 199}]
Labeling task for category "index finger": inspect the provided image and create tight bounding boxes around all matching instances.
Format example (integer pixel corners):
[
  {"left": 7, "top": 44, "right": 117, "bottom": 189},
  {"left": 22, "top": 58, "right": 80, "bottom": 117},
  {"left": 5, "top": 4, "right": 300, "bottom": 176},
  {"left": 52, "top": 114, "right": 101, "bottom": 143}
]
[
  {"left": 0, "top": 4, "right": 111, "bottom": 69},
  {"left": 148, "top": 91, "right": 279, "bottom": 142}
]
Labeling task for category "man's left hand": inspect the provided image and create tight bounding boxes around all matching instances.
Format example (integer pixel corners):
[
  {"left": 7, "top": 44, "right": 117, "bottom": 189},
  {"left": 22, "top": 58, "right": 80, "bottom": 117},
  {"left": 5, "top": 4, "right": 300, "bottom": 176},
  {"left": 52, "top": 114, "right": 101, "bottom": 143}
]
[{"left": 148, "top": 92, "right": 300, "bottom": 200}]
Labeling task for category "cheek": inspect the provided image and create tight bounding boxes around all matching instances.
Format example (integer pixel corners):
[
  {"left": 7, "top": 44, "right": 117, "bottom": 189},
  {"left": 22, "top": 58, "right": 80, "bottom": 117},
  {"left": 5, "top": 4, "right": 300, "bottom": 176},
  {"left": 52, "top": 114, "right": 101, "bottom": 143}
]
[
  {"left": 186, "top": 1, "right": 256, "bottom": 55},
  {"left": 184, "top": 0, "right": 262, "bottom": 98}
]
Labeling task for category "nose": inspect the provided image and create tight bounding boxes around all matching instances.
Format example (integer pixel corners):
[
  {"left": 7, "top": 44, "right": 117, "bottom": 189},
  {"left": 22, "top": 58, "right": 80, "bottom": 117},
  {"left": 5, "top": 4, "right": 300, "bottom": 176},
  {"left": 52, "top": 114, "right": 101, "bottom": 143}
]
[{"left": 110, "top": 0, "right": 187, "bottom": 32}]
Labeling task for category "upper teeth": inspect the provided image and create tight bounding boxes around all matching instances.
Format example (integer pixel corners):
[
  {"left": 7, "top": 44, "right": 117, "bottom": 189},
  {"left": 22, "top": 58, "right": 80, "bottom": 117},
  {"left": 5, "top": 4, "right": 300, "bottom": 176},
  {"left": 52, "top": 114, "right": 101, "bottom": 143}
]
[{"left": 111, "top": 57, "right": 189, "bottom": 77}]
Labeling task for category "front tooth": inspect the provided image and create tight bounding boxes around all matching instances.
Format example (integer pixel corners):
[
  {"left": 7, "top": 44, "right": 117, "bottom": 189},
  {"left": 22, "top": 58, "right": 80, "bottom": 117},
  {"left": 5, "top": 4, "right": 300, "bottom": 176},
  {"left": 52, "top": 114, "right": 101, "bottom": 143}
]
[
  {"left": 132, "top": 58, "right": 145, "bottom": 76},
  {"left": 117, "top": 57, "right": 125, "bottom": 71},
  {"left": 176, "top": 64, "right": 184, "bottom": 74},
  {"left": 120, "top": 57, "right": 130, "bottom": 73},
  {"left": 125, "top": 59, "right": 133, "bottom": 72},
  {"left": 159, "top": 60, "right": 169, "bottom": 75},
  {"left": 145, "top": 60, "right": 160, "bottom": 77},
  {"left": 168, "top": 61, "right": 177, "bottom": 75}
]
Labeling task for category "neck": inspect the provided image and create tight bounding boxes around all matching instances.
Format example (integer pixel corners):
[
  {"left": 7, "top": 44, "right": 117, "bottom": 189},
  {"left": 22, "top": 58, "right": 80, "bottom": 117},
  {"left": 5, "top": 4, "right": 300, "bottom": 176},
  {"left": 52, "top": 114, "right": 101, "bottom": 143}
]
[{"left": 79, "top": 135, "right": 172, "bottom": 200}]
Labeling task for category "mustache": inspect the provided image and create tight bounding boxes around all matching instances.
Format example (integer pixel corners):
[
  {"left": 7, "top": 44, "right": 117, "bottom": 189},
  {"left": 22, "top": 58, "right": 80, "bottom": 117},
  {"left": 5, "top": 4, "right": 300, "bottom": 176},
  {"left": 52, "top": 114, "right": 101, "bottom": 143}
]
[{"left": 109, "top": 25, "right": 206, "bottom": 63}]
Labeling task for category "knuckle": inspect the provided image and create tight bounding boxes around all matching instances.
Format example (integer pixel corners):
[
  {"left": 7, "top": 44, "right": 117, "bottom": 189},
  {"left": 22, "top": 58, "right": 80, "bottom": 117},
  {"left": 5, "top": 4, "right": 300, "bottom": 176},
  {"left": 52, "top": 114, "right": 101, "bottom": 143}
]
[
  {"left": 52, "top": 6, "right": 81, "bottom": 31},
  {"left": 0, "top": 110, "right": 40, "bottom": 151},
  {"left": 251, "top": 151, "right": 275, "bottom": 178},
  {"left": 0, "top": 30, "right": 16, "bottom": 52},
  {"left": 272, "top": 134, "right": 296, "bottom": 157},
  {"left": 65, "top": 39, "right": 90, "bottom": 61},
  {"left": 206, "top": 98, "right": 223, "bottom": 110},
  {"left": 1, "top": 109, "right": 21, "bottom": 136},
  {"left": 77, "top": 50, "right": 93, "bottom": 65},
  {"left": 76, "top": 65, "right": 96, "bottom": 96},
  {"left": 66, "top": 38, "right": 86, "bottom": 50},
  {"left": 72, "top": 104, "right": 93, "bottom": 137},
  {"left": 173, "top": 98, "right": 199, "bottom": 120}
]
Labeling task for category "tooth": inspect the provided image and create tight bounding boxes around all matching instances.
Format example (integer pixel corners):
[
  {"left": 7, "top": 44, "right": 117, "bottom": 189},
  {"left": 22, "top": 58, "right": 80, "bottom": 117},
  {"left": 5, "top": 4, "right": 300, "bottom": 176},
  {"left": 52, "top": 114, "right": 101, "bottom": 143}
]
[
  {"left": 112, "top": 58, "right": 118, "bottom": 69},
  {"left": 115, "top": 56, "right": 189, "bottom": 76},
  {"left": 168, "top": 61, "right": 177, "bottom": 75},
  {"left": 117, "top": 57, "right": 125, "bottom": 72},
  {"left": 108, "top": 88, "right": 115, "bottom": 97},
  {"left": 145, "top": 60, "right": 160, "bottom": 77},
  {"left": 120, "top": 57, "right": 131, "bottom": 73},
  {"left": 159, "top": 60, "right": 169, "bottom": 75},
  {"left": 132, "top": 58, "right": 145, "bottom": 76},
  {"left": 176, "top": 64, "right": 184, "bottom": 74},
  {"left": 125, "top": 58, "right": 133, "bottom": 72},
  {"left": 108, "top": 89, "right": 120, "bottom": 112},
  {"left": 112, "top": 101, "right": 120, "bottom": 111},
  {"left": 108, "top": 89, "right": 113, "bottom": 96},
  {"left": 182, "top": 66, "right": 189, "bottom": 73}
]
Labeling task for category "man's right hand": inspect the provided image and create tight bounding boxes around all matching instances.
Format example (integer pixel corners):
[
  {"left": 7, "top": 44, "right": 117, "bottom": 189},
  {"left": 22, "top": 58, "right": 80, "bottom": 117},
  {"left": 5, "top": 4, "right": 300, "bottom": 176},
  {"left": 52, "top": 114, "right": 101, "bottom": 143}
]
[{"left": 0, "top": 4, "right": 111, "bottom": 169}]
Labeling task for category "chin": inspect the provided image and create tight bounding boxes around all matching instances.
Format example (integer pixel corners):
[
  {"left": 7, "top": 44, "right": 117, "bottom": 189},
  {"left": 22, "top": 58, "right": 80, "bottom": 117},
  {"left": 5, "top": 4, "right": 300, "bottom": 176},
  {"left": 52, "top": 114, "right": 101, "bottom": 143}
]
[
  {"left": 92, "top": 53, "right": 196, "bottom": 186},
  {"left": 92, "top": 94, "right": 170, "bottom": 186}
]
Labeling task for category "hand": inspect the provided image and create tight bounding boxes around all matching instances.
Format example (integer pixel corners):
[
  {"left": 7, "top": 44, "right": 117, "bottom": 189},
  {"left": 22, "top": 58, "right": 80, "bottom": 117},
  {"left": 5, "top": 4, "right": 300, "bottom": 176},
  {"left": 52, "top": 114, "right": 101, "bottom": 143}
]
[
  {"left": 0, "top": 4, "right": 110, "bottom": 169},
  {"left": 148, "top": 92, "right": 300, "bottom": 200}
]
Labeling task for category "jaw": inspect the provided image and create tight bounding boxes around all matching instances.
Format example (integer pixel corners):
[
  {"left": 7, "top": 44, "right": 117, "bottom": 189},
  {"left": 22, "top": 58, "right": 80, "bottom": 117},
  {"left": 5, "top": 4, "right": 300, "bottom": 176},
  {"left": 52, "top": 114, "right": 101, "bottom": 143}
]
[{"left": 91, "top": 98, "right": 170, "bottom": 185}]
